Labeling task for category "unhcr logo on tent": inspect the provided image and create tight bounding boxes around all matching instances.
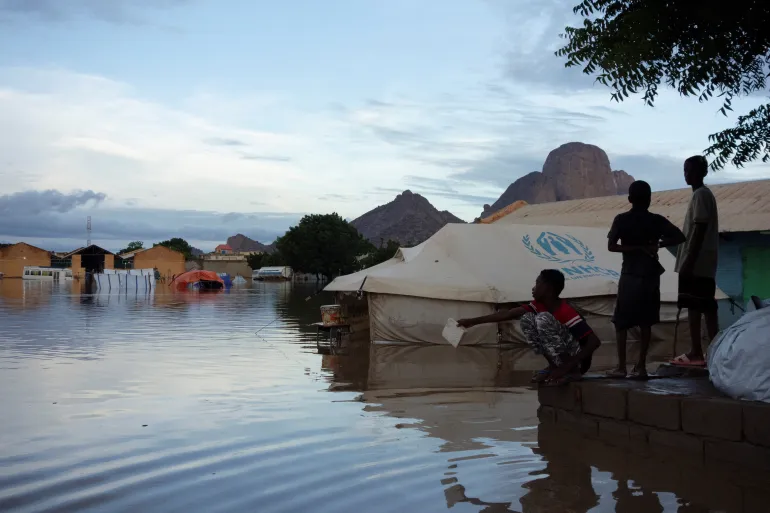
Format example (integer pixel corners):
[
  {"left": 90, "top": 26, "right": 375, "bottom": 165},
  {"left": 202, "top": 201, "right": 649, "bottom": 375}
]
[{"left": 522, "top": 232, "right": 619, "bottom": 281}]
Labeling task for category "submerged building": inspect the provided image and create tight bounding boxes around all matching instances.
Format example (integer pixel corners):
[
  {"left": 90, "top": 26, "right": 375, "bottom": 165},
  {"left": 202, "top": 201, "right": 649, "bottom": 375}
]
[{"left": 0, "top": 243, "right": 51, "bottom": 278}]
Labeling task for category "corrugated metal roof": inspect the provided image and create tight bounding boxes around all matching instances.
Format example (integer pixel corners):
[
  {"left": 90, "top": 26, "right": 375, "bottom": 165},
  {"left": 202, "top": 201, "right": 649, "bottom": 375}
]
[{"left": 491, "top": 179, "right": 770, "bottom": 233}]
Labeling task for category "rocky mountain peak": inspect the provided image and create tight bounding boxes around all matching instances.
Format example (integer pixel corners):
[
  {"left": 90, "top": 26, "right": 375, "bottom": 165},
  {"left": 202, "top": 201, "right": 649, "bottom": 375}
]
[
  {"left": 351, "top": 190, "right": 465, "bottom": 246},
  {"left": 480, "top": 142, "right": 635, "bottom": 218}
]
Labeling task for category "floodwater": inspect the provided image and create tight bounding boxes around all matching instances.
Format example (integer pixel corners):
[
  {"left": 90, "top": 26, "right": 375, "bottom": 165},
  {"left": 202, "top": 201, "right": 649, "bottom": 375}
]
[{"left": 0, "top": 280, "right": 755, "bottom": 512}]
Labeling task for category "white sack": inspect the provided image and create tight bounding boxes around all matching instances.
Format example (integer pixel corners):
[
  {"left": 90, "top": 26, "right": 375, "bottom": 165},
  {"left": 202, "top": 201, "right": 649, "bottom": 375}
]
[{"left": 708, "top": 307, "right": 770, "bottom": 403}]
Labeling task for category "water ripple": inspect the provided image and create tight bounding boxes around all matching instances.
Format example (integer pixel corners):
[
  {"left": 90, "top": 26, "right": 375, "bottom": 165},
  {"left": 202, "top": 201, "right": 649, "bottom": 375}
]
[{"left": 0, "top": 280, "right": 755, "bottom": 512}]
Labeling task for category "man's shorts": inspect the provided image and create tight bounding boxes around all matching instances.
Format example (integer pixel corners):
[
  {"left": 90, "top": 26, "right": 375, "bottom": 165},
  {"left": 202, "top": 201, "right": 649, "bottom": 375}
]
[{"left": 677, "top": 274, "right": 718, "bottom": 313}]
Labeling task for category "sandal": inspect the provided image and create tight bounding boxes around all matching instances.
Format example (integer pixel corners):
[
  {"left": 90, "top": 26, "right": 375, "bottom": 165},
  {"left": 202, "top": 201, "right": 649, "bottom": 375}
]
[
  {"left": 670, "top": 354, "right": 706, "bottom": 367},
  {"left": 605, "top": 368, "right": 627, "bottom": 379}
]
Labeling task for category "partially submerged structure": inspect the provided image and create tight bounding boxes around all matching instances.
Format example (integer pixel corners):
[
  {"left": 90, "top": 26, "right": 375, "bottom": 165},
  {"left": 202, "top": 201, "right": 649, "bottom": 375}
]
[
  {"left": 118, "top": 245, "right": 186, "bottom": 279},
  {"left": 172, "top": 270, "right": 225, "bottom": 291},
  {"left": 0, "top": 243, "right": 51, "bottom": 278},
  {"left": 254, "top": 266, "right": 293, "bottom": 281},
  {"left": 326, "top": 223, "right": 718, "bottom": 347},
  {"left": 64, "top": 245, "right": 115, "bottom": 277}
]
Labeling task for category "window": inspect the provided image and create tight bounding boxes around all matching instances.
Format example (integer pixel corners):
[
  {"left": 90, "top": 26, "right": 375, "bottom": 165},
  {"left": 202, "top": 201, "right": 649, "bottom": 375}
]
[
  {"left": 24, "top": 270, "right": 30, "bottom": 276},
  {"left": 33, "top": 270, "right": 41, "bottom": 276}
]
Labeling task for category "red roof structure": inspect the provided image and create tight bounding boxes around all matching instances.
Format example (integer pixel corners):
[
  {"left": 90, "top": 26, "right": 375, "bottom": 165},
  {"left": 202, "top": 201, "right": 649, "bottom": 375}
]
[{"left": 214, "top": 244, "right": 233, "bottom": 253}]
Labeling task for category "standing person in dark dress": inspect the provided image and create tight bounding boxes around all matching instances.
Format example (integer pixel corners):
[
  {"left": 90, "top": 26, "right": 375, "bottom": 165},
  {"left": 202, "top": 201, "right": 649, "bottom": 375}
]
[{"left": 606, "top": 181, "right": 686, "bottom": 378}]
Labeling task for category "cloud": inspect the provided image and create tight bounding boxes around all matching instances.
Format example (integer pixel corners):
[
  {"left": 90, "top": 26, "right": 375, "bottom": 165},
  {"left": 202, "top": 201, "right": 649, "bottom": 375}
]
[
  {"left": 0, "top": 0, "right": 193, "bottom": 24},
  {"left": 490, "top": 0, "right": 601, "bottom": 92},
  {"left": 0, "top": 189, "right": 106, "bottom": 215},
  {"left": 240, "top": 154, "right": 292, "bottom": 162},
  {"left": 205, "top": 137, "right": 248, "bottom": 147},
  {"left": 0, "top": 196, "right": 303, "bottom": 252}
]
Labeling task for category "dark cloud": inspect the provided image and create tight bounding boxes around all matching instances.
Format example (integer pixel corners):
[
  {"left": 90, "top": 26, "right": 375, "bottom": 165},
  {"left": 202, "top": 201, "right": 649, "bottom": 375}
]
[
  {"left": 491, "top": 0, "right": 601, "bottom": 92},
  {"left": 448, "top": 153, "right": 544, "bottom": 188},
  {"left": 0, "top": 190, "right": 303, "bottom": 252},
  {"left": 0, "top": 189, "right": 106, "bottom": 216},
  {"left": 0, "top": 0, "right": 192, "bottom": 24},
  {"left": 206, "top": 137, "right": 247, "bottom": 147}
]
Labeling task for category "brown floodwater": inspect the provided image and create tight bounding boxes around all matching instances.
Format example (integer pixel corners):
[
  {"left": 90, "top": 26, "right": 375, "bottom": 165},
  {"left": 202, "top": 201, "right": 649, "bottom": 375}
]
[{"left": 0, "top": 280, "right": 752, "bottom": 512}]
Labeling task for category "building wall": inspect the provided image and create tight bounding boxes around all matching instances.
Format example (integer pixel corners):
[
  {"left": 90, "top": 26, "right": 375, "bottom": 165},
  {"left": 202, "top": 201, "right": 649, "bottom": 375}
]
[
  {"left": 715, "top": 232, "right": 770, "bottom": 328},
  {"left": 202, "top": 260, "right": 251, "bottom": 278},
  {"left": 70, "top": 255, "right": 84, "bottom": 279},
  {"left": 134, "top": 246, "right": 185, "bottom": 279},
  {"left": 0, "top": 243, "right": 51, "bottom": 278},
  {"left": 104, "top": 254, "right": 114, "bottom": 270}
]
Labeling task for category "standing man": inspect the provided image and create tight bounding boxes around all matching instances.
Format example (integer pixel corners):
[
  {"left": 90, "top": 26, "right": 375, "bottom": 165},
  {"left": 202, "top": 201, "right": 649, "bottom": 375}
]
[
  {"left": 606, "top": 180, "right": 686, "bottom": 378},
  {"left": 672, "top": 155, "right": 719, "bottom": 367}
]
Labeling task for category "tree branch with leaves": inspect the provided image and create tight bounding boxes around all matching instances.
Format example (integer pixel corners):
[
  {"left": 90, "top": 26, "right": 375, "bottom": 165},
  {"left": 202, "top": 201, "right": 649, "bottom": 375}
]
[{"left": 557, "top": 0, "right": 770, "bottom": 169}]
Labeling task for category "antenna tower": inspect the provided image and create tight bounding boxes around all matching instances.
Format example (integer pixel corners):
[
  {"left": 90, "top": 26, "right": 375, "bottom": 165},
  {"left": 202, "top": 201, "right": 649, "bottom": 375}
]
[{"left": 87, "top": 216, "right": 92, "bottom": 246}]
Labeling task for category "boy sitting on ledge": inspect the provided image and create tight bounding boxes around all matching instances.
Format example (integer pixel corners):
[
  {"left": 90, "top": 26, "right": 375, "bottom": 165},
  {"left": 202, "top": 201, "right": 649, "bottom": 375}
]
[{"left": 457, "top": 269, "right": 601, "bottom": 385}]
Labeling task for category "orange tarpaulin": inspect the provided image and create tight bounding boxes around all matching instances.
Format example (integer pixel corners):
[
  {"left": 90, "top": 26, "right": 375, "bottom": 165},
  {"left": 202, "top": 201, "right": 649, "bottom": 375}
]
[{"left": 172, "top": 270, "right": 225, "bottom": 290}]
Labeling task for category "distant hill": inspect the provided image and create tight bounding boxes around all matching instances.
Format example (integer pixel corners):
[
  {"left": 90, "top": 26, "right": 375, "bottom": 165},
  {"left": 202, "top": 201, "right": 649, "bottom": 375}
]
[
  {"left": 479, "top": 142, "right": 635, "bottom": 219},
  {"left": 351, "top": 190, "right": 465, "bottom": 246},
  {"left": 190, "top": 247, "right": 204, "bottom": 257},
  {"left": 226, "top": 233, "right": 274, "bottom": 253}
]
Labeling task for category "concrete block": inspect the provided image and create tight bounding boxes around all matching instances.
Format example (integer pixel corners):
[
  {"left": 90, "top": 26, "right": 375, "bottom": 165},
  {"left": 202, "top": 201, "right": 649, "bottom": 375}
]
[
  {"left": 580, "top": 382, "right": 628, "bottom": 420},
  {"left": 556, "top": 409, "right": 598, "bottom": 438},
  {"left": 743, "top": 402, "right": 770, "bottom": 448},
  {"left": 681, "top": 396, "right": 742, "bottom": 441},
  {"left": 538, "top": 383, "right": 578, "bottom": 411},
  {"left": 648, "top": 429, "right": 703, "bottom": 464},
  {"left": 598, "top": 419, "right": 630, "bottom": 448},
  {"left": 537, "top": 405, "right": 556, "bottom": 424},
  {"left": 629, "top": 425, "right": 650, "bottom": 456},
  {"left": 744, "top": 486, "right": 770, "bottom": 513},
  {"left": 705, "top": 440, "right": 770, "bottom": 474},
  {"left": 628, "top": 390, "right": 681, "bottom": 430}
]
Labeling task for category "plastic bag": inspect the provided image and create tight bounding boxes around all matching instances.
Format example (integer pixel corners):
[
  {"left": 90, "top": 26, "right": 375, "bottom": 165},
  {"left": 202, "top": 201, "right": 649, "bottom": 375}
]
[{"left": 442, "top": 318, "right": 465, "bottom": 348}]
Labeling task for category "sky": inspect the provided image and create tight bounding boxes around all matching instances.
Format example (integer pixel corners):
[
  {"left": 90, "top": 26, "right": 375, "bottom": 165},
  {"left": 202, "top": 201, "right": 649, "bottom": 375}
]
[{"left": 1, "top": 0, "right": 768, "bottom": 252}]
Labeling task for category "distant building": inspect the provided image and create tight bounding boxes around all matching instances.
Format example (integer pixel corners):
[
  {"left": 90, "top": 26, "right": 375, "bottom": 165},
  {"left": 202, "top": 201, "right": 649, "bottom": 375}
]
[
  {"left": 214, "top": 244, "right": 233, "bottom": 255},
  {"left": 486, "top": 179, "right": 770, "bottom": 327},
  {"left": 63, "top": 245, "right": 115, "bottom": 277},
  {"left": 118, "top": 246, "right": 185, "bottom": 279},
  {"left": 0, "top": 243, "right": 51, "bottom": 278}
]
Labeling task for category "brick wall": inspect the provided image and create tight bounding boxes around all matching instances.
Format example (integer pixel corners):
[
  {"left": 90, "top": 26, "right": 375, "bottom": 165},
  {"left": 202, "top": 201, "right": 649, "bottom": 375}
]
[{"left": 538, "top": 378, "right": 770, "bottom": 475}]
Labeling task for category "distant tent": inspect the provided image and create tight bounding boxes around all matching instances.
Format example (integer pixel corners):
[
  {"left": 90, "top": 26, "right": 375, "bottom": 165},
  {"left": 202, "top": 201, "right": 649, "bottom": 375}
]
[
  {"left": 172, "top": 270, "right": 225, "bottom": 291},
  {"left": 326, "top": 223, "right": 726, "bottom": 347}
]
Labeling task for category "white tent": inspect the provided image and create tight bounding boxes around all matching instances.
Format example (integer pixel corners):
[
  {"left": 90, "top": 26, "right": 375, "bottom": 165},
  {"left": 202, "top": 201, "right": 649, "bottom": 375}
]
[{"left": 327, "top": 223, "right": 725, "bottom": 346}]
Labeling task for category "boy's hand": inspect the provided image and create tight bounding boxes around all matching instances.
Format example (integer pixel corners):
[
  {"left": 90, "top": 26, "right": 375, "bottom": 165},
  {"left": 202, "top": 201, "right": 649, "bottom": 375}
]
[{"left": 456, "top": 318, "right": 474, "bottom": 329}]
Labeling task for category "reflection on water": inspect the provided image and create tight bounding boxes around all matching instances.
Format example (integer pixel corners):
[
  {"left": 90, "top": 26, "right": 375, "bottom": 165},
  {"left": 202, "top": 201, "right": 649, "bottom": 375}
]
[{"left": 0, "top": 280, "right": 755, "bottom": 512}]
